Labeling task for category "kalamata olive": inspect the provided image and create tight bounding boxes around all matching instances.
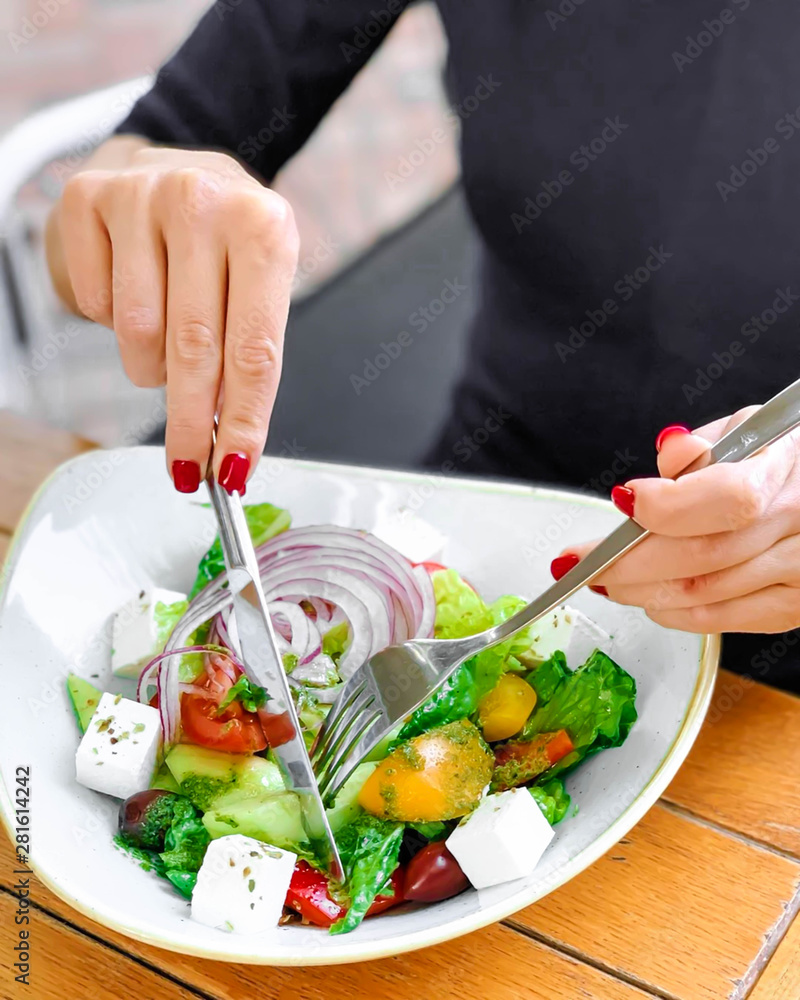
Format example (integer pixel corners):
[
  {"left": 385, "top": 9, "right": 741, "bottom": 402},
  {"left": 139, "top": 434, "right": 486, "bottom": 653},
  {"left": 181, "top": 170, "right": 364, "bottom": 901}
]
[
  {"left": 118, "top": 789, "right": 178, "bottom": 850},
  {"left": 404, "top": 840, "right": 470, "bottom": 903}
]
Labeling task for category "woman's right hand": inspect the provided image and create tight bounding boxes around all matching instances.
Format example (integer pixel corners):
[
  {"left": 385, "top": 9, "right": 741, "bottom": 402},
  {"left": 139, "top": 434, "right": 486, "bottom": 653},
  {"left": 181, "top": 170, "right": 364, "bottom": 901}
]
[{"left": 47, "top": 138, "right": 300, "bottom": 494}]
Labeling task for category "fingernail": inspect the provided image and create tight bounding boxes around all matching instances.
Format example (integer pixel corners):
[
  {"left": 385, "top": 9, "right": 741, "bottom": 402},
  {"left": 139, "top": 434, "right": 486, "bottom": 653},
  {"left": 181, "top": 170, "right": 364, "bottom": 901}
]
[
  {"left": 550, "top": 553, "right": 580, "bottom": 581},
  {"left": 611, "top": 484, "right": 636, "bottom": 518},
  {"left": 590, "top": 585, "right": 609, "bottom": 596},
  {"left": 218, "top": 452, "right": 250, "bottom": 495},
  {"left": 655, "top": 424, "right": 691, "bottom": 452},
  {"left": 172, "top": 460, "right": 201, "bottom": 494}
]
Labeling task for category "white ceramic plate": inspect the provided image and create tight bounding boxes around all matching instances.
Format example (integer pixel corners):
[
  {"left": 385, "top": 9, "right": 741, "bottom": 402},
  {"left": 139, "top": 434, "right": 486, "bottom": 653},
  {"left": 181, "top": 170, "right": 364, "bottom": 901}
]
[{"left": 0, "top": 448, "right": 718, "bottom": 965}]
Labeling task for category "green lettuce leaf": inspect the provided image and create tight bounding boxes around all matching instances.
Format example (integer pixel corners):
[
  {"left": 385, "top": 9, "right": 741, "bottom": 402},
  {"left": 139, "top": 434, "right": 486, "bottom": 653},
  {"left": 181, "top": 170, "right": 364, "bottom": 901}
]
[
  {"left": 430, "top": 569, "right": 493, "bottom": 639},
  {"left": 522, "top": 650, "right": 637, "bottom": 778},
  {"left": 322, "top": 620, "right": 350, "bottom": 662},
  {"left": 189, "top": 503, "right": 290, "bottom": 598},
  {"left": 529, "top": 778, "right": 571, "bottom": 825},
  {"left": 154, "top": 599, "right": 189, "bottom": 648},
  {"left": 330, "top": 815, "right": 404, "bottom": 935},
  {"left": 394, "top": 572, "right": 533, "bottom": 743},
  {"left": 115, "top": 796, "right": 210, "bottom": 900},
  {"left": 525, "top": 650, "right": 569, "bottom": 704}
]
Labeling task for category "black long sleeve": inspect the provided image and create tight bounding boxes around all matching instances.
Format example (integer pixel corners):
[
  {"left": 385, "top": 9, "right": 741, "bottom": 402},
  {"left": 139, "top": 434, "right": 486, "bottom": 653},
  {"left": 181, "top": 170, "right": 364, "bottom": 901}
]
[{"left": 116, "top": 0, "right": 411, "bottom": 180}]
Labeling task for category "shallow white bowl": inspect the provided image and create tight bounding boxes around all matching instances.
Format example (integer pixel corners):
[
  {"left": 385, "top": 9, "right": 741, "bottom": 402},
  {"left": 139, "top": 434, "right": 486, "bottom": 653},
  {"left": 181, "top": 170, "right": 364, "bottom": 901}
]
[{"left": 0, "top": 448, "right": 718, "bottom": 965}]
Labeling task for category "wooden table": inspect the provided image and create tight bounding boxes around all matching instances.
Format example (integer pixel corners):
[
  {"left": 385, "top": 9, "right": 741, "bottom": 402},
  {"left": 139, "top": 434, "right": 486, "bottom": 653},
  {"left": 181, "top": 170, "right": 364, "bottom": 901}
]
[{"left": 1, "top": 410, "right": 799, "bottom": 1000}]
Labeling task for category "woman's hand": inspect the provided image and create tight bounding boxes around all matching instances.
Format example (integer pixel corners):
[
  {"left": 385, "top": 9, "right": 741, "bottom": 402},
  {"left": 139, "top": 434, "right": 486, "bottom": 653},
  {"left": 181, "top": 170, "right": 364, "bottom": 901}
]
[
  {"left": 551, "top": 409, "right": 800, "bottom": 634},
  {"left": 47, "top": 137, "right": 299, "bottom": 494}
]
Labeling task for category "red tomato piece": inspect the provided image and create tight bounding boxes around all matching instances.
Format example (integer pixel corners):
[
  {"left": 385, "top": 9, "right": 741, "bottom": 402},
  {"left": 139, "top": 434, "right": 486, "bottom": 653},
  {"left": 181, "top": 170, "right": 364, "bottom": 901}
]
[{"left": 285, "top": 861, "right": 404, "bottom": 927}]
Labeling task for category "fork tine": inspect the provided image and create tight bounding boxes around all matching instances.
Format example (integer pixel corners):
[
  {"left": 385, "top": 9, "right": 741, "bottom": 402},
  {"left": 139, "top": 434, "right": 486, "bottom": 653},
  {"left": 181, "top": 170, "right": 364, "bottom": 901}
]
[
  {"left": 314, "top": 689, "right": 375, "bottom": 778},
  {"left": 310, "top": 677, "right": 366, "bottom": 767},
  {"left": 317, "top": 708, "right": 383, "bottom": 803}
]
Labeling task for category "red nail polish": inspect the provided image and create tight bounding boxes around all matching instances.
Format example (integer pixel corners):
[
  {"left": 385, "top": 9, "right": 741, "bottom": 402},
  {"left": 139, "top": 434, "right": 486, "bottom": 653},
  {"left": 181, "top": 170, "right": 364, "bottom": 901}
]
[
  {"left": 611, "top": 484, "right": 636, "bottom": 518},
  {"left": 550, "top": 553, "right": 580, "bottom": 581},
  {"left": 655, "top": 424, "right": 691, "bottom": 452},
  {"left": 218, "top": 452, "right": 250, "bottom": 495},
  {"left": 172, "top": 460, "right": 201, "bottom": 494},
  {"left": 590, "top": 585, "right": 609, "bottom": 597}
]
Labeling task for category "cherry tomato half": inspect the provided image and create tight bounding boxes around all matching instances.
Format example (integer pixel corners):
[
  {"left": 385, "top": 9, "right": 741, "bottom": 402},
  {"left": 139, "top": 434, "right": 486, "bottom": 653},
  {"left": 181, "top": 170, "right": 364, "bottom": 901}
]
[
  {"left": 180, "top": 660, "right": 266, "bottom": 753},
  {"left": 404, "top": 841, "right": 470, "bottom": 903}
]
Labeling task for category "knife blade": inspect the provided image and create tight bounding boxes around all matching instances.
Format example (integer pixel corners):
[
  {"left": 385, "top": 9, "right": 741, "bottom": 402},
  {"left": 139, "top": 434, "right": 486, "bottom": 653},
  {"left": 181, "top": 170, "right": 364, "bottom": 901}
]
[{"left": 206, "top": 471, "right": 344, "bottom": 881}]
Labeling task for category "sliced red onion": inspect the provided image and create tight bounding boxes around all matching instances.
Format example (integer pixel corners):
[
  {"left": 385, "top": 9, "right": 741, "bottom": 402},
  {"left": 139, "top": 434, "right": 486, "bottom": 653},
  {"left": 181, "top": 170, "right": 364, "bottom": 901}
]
[{"left": 170, "top": 525, "right": 437, "bottom": 703}]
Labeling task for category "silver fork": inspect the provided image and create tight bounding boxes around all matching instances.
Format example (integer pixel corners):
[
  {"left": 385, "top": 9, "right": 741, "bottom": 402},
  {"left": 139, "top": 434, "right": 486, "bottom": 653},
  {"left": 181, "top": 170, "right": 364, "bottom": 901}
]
[{"left": 312, "top": 376, "right": 800, "bottom": 805}]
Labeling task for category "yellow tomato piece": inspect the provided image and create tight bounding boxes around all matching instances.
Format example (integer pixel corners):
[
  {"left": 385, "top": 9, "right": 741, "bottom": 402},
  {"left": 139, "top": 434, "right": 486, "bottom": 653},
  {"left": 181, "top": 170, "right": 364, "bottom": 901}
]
[
  {"left": 477, "top": 673, "right": 537, "bottom": 742},
  {"left": 358, "top": 719, "right": 493, "bottom": 822}
]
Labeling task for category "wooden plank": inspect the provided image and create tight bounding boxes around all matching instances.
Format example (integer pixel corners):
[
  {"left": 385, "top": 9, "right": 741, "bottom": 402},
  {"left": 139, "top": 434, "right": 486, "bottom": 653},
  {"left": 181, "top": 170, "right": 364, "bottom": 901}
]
[
  {"left": 749, "top": 909, "right": 800, "bottom": 1000},
  {"left": 2, "top": 807, "right": 795, "bottom": 1000},
  {"left": 0, "top": 410, "right": 94, "bottom": 534},
  {"left": 0, "top": 890, "right": 201, "bottom": 1000},
  {"left": 664, "top": 670, "right": 800, "bottom": 858},
  {"left": 508, "top": 805, "right": 800, "bottom": 1000}
]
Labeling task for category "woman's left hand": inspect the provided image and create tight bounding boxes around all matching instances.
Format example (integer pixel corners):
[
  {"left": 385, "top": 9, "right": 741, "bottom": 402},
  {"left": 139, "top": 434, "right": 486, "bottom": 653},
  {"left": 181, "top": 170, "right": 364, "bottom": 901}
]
[{"left": 553, "top": 408, "right": 800, "bottom": 634}]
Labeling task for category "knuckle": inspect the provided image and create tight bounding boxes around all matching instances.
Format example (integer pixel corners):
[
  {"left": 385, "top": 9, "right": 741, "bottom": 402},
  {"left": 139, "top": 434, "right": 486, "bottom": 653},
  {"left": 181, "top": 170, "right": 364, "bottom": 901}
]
[
  {"left": 231, "top": 334, "right": 281, "bottom": 380},
  {"left": 75, "top": 285, "right": 112, "bottom": 326},
  {"left": 679, "top": 570, "right": 719, "bottom": 599},
  {"left": 62, "top": 172, "right": 102, "bottom": 212},
  {"left": 731, "top": 477, "right": 766, "bottom": 526},
  {"left": 115, "top": 304, "right": 164, "bottom": 344},
  {"left": 173, "top": 317, "right": 220, "bottom": 366},
  {"left": 164, "top": 168, "right": 224, "bottom": 219},
  {"left": 219, "top": 410, "right": 267, "bottom": 453},
  {"left": 232, "top": 191, "right": 298, "bottom": 252}
]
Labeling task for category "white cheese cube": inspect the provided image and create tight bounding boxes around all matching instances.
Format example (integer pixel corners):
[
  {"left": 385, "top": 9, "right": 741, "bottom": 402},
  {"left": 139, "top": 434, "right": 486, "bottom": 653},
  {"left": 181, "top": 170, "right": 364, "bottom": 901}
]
[
  {"left": 446, "top": 789, "right": 554, "bottom": 889},
  {"left": 75, "top": 692, "right": 161, "bottom": 799},
  {"left": 524, "top": 604, "right": 613, "bottom": 669},
  {"left": 111, "top": 587, "right": 187, "bottom": 678},
  {"left": 191, "top": 834, "right": 297, "bottom": 933},
  {"left": 372, "top": 509, "right": 446, "bottom": 565}
]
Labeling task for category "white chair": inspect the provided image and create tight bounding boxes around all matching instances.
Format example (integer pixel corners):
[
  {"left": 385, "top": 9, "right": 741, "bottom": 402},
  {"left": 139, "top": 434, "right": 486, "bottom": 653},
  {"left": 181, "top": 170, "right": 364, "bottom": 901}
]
[{"left": 0, "top": 77, "right": 151, "bottom": 409}]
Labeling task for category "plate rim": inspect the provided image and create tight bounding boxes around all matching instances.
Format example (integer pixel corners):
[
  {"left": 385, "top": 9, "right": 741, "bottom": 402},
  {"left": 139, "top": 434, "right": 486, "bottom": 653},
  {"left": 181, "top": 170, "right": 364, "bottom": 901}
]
[{"left": 0, "top": 446, "right": 720, "bottom": 965}]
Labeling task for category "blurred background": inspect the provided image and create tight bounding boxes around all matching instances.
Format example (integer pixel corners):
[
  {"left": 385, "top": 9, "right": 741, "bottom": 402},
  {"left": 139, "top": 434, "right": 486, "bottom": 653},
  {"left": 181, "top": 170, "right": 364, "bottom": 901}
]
[{"left": 0, "top": 0, "right": 478, "bottom": 467}]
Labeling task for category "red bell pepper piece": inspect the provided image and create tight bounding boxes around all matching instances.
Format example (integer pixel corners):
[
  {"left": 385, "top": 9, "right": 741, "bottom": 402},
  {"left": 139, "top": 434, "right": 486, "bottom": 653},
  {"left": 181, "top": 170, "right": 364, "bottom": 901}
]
[{"left": 285, "top": 860, "right": 404, "bottom": 927}]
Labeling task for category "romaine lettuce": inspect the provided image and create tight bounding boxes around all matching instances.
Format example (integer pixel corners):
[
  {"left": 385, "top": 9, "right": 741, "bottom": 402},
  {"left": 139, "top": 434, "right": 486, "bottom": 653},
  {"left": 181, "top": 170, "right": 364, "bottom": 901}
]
[
  {"left": 330, "top": 815, "right": 404, "bottom": 935},
  {"left": 190, "top": 503, "right": 290, "bottom": 598},
  {"left": 523, "top": 650, "right": 637, "bottom": 778}
]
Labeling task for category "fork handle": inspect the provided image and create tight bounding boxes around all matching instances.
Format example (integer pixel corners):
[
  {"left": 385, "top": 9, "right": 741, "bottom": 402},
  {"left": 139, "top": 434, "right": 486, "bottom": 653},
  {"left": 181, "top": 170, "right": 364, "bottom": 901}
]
[{"left": 458, "top": 376, "right": 800, "bottom": 657}]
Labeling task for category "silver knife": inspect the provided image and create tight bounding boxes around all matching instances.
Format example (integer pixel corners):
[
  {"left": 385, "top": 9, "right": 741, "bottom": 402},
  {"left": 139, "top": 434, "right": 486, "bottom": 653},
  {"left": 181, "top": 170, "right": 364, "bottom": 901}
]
[{"left": 206, "top": 464, "right": 344, "bottom": 881}]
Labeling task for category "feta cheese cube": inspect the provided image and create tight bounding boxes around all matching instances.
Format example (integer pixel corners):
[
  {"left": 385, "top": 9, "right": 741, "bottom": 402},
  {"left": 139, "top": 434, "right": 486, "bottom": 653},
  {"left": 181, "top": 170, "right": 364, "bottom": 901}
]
[
  {"left": 446, "top": 789, "right": 554, "bottom": 889},
  {"left": 372, "top": 509, "right": 446, "bottom": 565},
  {"left": 75, "top": 692, "right": 161, "bottom": 799},
  {"left": 191, "top": 834, "right": 297, "bottom": 933},
  {"left": 111, "top": 587, "right": 187, "bottom": 678},
  {"left": 524, "top": 604, "right": 613, "bottom": 669}
]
